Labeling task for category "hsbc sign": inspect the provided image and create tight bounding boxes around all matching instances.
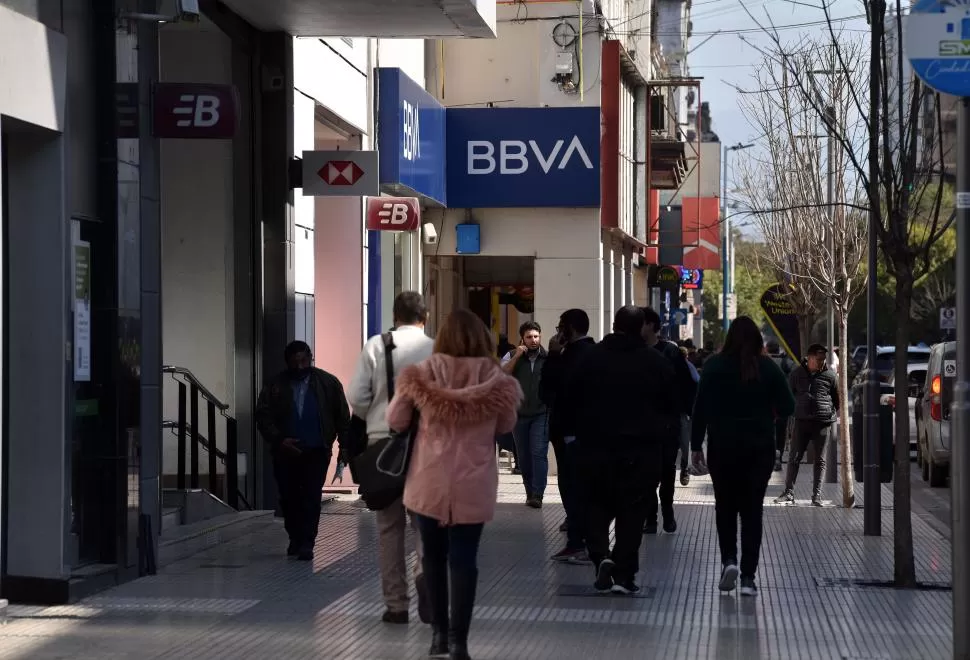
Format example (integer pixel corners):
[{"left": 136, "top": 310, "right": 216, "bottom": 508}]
[
  {"left": 152, "top": 83, "right": 238, "bottom": 139},
  {"left": 365, "top": 197, "right": 421, "bottom": 232},
  {"left": 301, "top": 150, "right": 379, "bottom": 197}
]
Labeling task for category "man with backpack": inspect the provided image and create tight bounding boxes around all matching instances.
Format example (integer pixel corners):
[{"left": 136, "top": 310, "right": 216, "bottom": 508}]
[
  {"left": 348, "top": 292, "right": 434, "bottom": 625},
  {"left": 641, "top": 307, "right": 698, "bottom": 534}
]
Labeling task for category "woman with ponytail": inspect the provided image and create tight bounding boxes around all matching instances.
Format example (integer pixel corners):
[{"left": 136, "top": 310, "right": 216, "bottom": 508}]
[{"left": 689, "top": 316, "right": 795, "bottom": 597}]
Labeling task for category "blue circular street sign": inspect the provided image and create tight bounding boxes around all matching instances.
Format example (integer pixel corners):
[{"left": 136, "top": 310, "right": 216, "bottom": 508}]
[{"left": 907, "top": 0, "right": 970, "bottom": 97}]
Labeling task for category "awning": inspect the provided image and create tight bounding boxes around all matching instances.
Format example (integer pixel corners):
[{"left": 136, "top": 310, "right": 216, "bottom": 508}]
[{"left": 214, "top": 0, "right": 496, "bottom": 37}]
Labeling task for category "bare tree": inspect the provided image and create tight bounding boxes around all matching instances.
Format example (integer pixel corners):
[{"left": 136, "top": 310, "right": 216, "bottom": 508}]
[
  {"left": 739, "top": 0, "right": 954, "bottom": 587},
  {"left": 735, "top": 37, "right": 869, "bottom": 508}
]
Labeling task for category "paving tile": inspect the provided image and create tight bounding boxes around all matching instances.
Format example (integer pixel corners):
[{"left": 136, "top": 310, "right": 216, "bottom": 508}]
[{"left": 0, "top": 471, "right": 953, "bottom": 660}]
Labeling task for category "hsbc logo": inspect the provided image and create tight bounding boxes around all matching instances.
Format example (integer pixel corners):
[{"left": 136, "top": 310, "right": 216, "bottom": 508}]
[
  {"left": 172, "top": 94, "right": 221, "bottom": 128},
  {"left": 152, "top": 83, "right": 238, "bottom": 139},
  {"left": 319, "top": 161, "right": 365, "bottom": 186},
  {"left": 366, "top": 197, "right": 420, "bottom": 232},
  {"left": 467, "top": 136, "right": 594, "bottom": 175}
]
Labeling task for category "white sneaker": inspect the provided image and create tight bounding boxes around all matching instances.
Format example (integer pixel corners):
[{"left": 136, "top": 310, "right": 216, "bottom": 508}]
[
  {"left": 718, "top": 562, "right": 739, "bottom": 592},
  {"left": 740, "top": 576, "right": 759, "bottom": 596}
]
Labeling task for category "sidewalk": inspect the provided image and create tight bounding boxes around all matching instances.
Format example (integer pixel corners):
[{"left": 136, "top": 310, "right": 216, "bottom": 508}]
[{"left": 0, "top": 470, "right": 953, "bottom": 660}]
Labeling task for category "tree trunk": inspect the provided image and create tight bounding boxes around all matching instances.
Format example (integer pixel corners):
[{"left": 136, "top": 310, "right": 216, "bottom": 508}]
[
  {"left": 838, "top": 309, "right": 855, "bottom": 507},
  {"left": 893, "top": 271, "right": 917, "bottom": 587}
]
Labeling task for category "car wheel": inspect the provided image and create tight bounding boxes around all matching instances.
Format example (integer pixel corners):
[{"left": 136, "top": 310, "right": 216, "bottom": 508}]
[{"left": 929, "top": 458, "right": 948, "bottom": 488}]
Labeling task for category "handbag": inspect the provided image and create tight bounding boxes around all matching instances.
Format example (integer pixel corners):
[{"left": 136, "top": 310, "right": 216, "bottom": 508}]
[{"left": 352, "top": 332, "right": 419, "bottom": 511}]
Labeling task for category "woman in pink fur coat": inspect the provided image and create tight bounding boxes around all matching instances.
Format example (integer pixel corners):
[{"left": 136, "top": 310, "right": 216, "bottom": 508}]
[{"left": 387, "top": 309, "right": 523, "bottom": 660}]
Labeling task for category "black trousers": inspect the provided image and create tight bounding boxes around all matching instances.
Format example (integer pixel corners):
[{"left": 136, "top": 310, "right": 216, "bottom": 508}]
[
  {"left": 551, "top": 434, "right": 586, "bottom": 550},
  {"left": 774, "top": 417, "right": 790, "bottom": 454},
  {"left": 646, "top": 435, "right": 679, "bottom": 526},
  {"left": 708, "top": 440, "right": 774, "bottom": 578},
  {"left": 582, "top": 441, "right": 662, "bottom": 583},
  {"left": 785, "top": 420, "right": 831, "bottom": 491},
  {"left": 273, "top": 447, "right": 331, "bottom": 549}
]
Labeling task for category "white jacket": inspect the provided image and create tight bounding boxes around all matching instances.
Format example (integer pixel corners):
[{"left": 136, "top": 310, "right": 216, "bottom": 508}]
[{"left": 347, "top": 324, "right": 434, "bottom": 442}]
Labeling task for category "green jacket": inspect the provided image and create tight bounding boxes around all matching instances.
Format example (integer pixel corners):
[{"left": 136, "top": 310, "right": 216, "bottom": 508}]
[{"left": 690, "top": 354, "right": 795, "bottom": 451}]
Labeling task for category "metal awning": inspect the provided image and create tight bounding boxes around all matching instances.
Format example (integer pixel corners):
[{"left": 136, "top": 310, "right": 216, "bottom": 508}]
[{"left": 214, "top": 0, "right": 496, "bottom": 37}]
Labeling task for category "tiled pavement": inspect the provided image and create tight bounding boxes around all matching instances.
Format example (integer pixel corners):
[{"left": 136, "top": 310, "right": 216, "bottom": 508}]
[{"left": 0, "top": 470, "right": 954, "bottom": 660}]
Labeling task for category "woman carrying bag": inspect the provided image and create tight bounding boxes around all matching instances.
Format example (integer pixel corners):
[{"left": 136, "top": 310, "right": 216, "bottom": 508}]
[{"left": 387, "top": 309, "right": 522, "bottom": 660}]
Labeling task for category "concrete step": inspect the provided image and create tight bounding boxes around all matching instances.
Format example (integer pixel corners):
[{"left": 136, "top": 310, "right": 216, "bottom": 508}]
[{"left": 161, "top": 507, "right": 182, "bottom": 532}]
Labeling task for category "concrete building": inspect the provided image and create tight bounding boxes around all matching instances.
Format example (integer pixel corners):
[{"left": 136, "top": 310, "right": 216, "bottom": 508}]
[{"left": 0, "top": 0, "right": 495, "bottom": 605}]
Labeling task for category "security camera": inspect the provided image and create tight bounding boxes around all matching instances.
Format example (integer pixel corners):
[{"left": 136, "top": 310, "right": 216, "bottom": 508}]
[
  {"left": 176, "top": 0, "right": 201, "bottom": 22},
  {"left": 423, "top": 223, "right": 438, "bottom": 245}
]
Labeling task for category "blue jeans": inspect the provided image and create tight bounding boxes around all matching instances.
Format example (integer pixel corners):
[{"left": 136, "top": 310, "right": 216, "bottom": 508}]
[{"left": 513, "top": 412, "right": 550, "bottom": 498}]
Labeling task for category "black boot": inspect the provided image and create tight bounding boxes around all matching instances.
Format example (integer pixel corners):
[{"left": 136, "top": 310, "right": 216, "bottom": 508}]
[
  {"left": 811, "top": 462, "right": 824, "bottom": 507},
  {"left": 423, "top": 558, "right": 450, "bottom": 655},
  {"left": 449, "top": 567, "right": 478, "bottom": 660},
  {"left": 416, "top": 574, "right": 433, "bottom": 625}
]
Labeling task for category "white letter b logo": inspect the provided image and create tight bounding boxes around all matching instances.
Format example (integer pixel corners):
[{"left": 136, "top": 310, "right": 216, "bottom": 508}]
[{"left": 194, "top": 95, "right": 221, "bottom": 127}]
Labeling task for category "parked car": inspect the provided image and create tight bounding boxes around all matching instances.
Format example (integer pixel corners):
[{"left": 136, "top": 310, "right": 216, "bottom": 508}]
[
  {"left": 850, "top": 345, "right": 929, "bottom": 454},
  {"left": 915, "top": 341, "right": 955, "bottom": 488}
]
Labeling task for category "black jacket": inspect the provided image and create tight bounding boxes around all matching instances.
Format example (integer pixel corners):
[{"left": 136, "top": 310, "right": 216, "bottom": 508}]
[
  {"left": 539, "top": 336, "right": 597, "bottom": 438},
  {"left": 654, "top": 340, "right": 698, "bottom": 417},
  {"left": 788, "top": 363, "right": 839, "bottom": 423},
  {"left": 255, "top": 367, "right": 351, "bottom": 453},
  {"left": 559, "top": 333, "right": 678, "bottom": 448}
]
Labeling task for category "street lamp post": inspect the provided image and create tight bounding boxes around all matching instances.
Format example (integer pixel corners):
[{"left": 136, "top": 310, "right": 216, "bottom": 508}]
[{"left": 721, "top": 142, "right": 754, "bottom": 332}]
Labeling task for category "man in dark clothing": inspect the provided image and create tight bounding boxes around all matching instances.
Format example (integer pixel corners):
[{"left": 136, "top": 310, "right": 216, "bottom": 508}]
[
  {"left": 775, "top": 343, "right": 838, "bottom": 507},
  {"left": 256, "top": 341, "right": 351, "bottom": 560},
  {"left": 539, "top": 308, "right": 597, "bottom": 563},
  {"left": 502, "top": 321, "right": 549, "bottom": 507},
  {"left": 641, "top": 307, "right": 698, "bottom": 534},
  {"left": 560, "top": 306, "right": 677, "bottom": 595},
  {"left": 766, "top": 340, "right": 796, "bottom": 471}
]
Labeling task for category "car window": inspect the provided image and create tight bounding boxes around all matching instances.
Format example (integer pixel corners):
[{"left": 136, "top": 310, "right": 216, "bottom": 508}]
[{"left": 873, "top": 350, "right": 931, "bottom": 370}]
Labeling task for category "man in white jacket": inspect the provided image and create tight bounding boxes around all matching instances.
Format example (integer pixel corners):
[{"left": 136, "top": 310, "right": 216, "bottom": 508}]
[{"left": 348, "top": 291, "right": 434, "bottom": 625}]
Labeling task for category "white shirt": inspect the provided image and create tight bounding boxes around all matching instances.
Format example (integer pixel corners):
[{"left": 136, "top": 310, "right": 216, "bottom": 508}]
[{"left": 348, "top": 325, "right": 434, "bottom": 441}]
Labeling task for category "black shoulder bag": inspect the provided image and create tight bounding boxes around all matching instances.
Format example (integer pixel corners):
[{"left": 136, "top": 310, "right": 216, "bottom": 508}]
[{"left": 352, "top": 332, "right": 419, "bottom": 511}]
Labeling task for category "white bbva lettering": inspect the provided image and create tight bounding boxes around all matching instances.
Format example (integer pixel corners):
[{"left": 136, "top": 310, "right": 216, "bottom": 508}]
[
  {"left": 466, "top": 136, "right": 594, "bottom": 175},
  {"left": 467, "top": 141, "right": 495, "bottom": 174},
  {"left": 402, "top": 100, "right": 421, "bottom": 162}
]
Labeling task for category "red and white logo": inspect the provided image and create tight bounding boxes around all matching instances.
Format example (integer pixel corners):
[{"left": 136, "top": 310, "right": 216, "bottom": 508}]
[
  {"left": 172, "top": 94, "right": 221, "bottom": 127},
  {"left": 319, "top": 161, "right": 365, "bottom": 186},
  {"left": 152, "top": 84, "right": 238, "bottom": 139},
  {"left": 366, "top": 197, "right": 421, "bottom": 232}
]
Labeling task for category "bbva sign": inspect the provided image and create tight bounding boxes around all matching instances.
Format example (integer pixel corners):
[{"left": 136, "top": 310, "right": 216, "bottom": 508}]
[{"left": 466, "top": 136, "right": 595, "bottom": 175}]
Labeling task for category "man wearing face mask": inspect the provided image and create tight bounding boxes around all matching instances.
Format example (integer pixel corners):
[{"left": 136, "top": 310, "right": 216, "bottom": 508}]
[
  {"left": 502, "top": 321, "right": 550, "bottom": 508},
  {"left": 256, "top": 340, "right": 351, "bottom": 561}
]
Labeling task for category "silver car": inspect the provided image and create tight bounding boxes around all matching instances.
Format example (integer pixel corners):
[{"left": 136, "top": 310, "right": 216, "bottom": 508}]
[{"left": 915, "top": 342, "right": 954, "bottom": 488}]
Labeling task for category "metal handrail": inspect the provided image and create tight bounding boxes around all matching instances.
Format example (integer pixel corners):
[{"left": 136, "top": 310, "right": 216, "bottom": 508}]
[
  {"left": 162, "top": 421, "right": 228, "bottom": 461},
  {"left": 162, "top": 365, "right": 229, "bottom": 411}
]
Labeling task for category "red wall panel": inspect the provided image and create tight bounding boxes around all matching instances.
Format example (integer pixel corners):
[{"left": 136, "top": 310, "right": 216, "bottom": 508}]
[
  {"left": 681, "top": 196, "right": 720, "bottom": 270},
  {"left": 600, "top": 41, "right": 620, "bottom": 229}
]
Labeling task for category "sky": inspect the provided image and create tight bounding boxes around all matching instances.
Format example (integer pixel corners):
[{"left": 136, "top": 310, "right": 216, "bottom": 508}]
[{"left": 687, "top": 0, "right": 873, "bottom": 233}]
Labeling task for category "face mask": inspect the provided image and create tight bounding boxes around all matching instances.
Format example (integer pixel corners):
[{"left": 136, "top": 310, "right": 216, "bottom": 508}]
[{"left": 289, "top": 367, "right": 310, "bottom": 380}]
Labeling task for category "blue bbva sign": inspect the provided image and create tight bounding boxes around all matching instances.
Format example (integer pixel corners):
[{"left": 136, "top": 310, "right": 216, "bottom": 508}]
[
  {"left": 446, "top": 106, "right": 600, "bottom": 208},
  {"left": 375, "top": 69, "right": 600, "bottom": 208},
  {"left": 376, "top": 68, "right": 447, "bottom": 205}
]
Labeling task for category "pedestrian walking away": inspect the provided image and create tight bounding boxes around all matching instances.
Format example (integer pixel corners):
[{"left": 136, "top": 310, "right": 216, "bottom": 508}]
[
  {"left": 255, "top": 341, "right": 351, "bottom": 562},
  {"left": 775, "top": 343, "right": 838, "bottom": 507},
  {"left": 640, "top": 307, "right": 698, "bottom": 535},
  {"left": 690, "top": 316, "right": 795, "bottom": 597},
  {"left": 347, "top": 291, "right": 436, "bottom": 625},
  {"left": 502, "top": 321, "right": 550, "bottom": 508},
  {"left": 387, "top": 309, "right": 522, "bottom": 660},
  {"left": 766, "top": 340, "right": 796, "bottom": 471},
  {"left": 559, "top": 306, "right": 677, "bottom": 596},
  {"left": 539, "top": 308, "right": 597, "bottom": 563}
]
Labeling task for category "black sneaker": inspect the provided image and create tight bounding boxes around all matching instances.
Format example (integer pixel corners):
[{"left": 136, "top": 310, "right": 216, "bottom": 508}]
[
  {"left": 286, "top": 541, "right": 299, "bottom": 557},
  {"left": 740, "top": 576, "right": 759, "bottom": 597},
  {"left": 663, "top": 518, "right": 678, "bottom": 534},
  {"left": 680, "top": 470, "right": 691, "bottom": 486},
  {"left": 429, "top": 629, "right": 449, "bottom": 656},
  {"left": 774, "top": 490, "right": 795, "bottom": 505},
  {"left": 550, "top": 547, "right": 587, "bottom": 563},
  {"left": 811, "top": 495, "right": 824, "bottom": 507},
  {"left": 611, "top": 580, "right": 641, "bottom": 595},
  {"left": 381, "top": 609, "right": 409, "bottom": 624},
  {"left": 594, "top": 559, "right": 615, "bottom": 593},
  {"left": 526, "top": 497, "right": 543, "bottom": 509},
  {"left": 718, "top": 562, "right": 739, "bottom": 592},
  {"left": 296, "top": 545, "right": 314, "bottom": 561},
  {"left": 643, "top": 522, "right": 659, "bottom": 535}
]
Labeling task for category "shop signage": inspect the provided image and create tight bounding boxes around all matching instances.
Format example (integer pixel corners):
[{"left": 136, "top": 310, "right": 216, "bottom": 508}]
[
  {"left": 73, "top": 241, "right": 92, "bottom": 382},
  {"left": 760, "top": 284, "right": 801, "bottom": 362},
  {"left": 302, "top": 150, "right": 379, "bottom": 197},
  {"left": 366, "top": 197, "right": 421, "bottom": 231},
  {"left": 651, "top": 265, "right": 681, "bottom": 288},
  {"left": 152, "top": 83, "right": 239, "bottom": 139},
  {"left": 376, "top": 68, "right": 447, "bottom": 205},
  {"left": 906, "top": 0, "right": 970, "bottom": 97},
  {"left": 446, "top": 106, "right": 600, "bottom": 208}
]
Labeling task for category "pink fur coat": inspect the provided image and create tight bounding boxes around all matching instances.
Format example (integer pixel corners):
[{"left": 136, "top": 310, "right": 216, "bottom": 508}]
[{"left": 386, "top": 354, "right": 523, "bottom": 525}]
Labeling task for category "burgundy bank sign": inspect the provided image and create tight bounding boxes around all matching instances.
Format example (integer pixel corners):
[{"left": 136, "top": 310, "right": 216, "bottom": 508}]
[{"left": 152, "top": 83, "right": 239, "bottom": 139}]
